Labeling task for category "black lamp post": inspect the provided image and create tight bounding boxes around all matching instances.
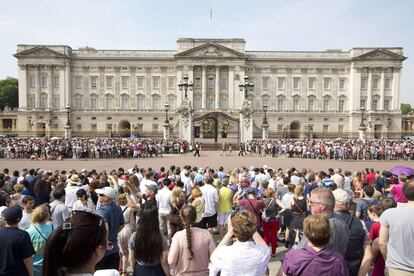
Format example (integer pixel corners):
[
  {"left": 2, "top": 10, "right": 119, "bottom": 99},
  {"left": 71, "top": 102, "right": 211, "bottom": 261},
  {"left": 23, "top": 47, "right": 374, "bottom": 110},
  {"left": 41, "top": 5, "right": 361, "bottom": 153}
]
[
  {"left": 164, "top": 103, "right": 169, "bottom": 124},
  {"left": 178, "top": 74, "right": 193, "bottom": 99},
  {"left": 65, "top": 105, "right": 71, "bottom": 127},
  {"left": 262, "top": 104, "right": 268, "bottom": 126},
  {"left": 360, "top": 106, "right": 365, "bottom": 128},
  {"left": 239, "top": 75, "right": 254, "bottom": 99}
]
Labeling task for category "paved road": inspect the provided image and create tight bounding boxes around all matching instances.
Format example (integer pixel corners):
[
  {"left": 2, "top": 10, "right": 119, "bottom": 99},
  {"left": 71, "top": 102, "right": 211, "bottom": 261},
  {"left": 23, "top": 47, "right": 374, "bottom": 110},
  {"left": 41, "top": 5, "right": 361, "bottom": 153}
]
[{"left": 0, "top": 151, "right": 412, "bottom": 172}]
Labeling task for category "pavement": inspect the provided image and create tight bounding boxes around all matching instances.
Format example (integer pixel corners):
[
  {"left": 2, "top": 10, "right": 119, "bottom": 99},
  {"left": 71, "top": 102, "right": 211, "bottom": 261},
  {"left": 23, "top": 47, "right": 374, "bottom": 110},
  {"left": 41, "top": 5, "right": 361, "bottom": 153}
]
[{"left": 0, "top": 151, "right": 412, "bottom": 172}]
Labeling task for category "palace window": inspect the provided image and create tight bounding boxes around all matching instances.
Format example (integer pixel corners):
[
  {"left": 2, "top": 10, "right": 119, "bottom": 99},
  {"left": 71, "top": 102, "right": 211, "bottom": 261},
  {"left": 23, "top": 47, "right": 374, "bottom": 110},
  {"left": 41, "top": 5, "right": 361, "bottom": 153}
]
[
  {"left": 136, "top": 95, "right": 145, "bottom": 110},
  {"left": 293, "top": 78, "right": 300, "bottom": 90},
  {"left": 221, "top": 76, "right": 228, "bottom": 89},
  {"left": 152, "top": 95, "right": 160, "bottom": 110},
  {"left": 53, "top": 76, "right": 59, "bottom": 88},
  {"left": 29, "top": 75, "right": 35, "bottom": 88},
  {"left": 137, "top": 77, "right": 145, "bottom": 89},
  {"left": 308, "top": 78, "right": 315, "bottom": 89},
  {"left": 195, "top": 77, "right": 201, "bottom": 88},
  {"left": 121, "top": 76, "right": 129, "bottom": 89},
  {"left": 90, "top": 97, "right": 97, "bottom": 110},
  {"left": 28, "top": 95, "right": 35, "bottom": 109},
  {"left": 207, "top": 95, "right": 214, "bottom": 109},
  {"left": 324, "top": 78, "right": 331, "bottom": 90},
  {"left": 262, "top": 78, "right": 269, "bottom": 90},
  {"left": 361, "top": 78, "right": 367, "bottom": 89},
  {"left": 91, "top": 77, "right": 97, "bottom": 89},
  {"left": 74, "top": 97, "right": 82, "bottom": 110},
  {"left": 293, "top": 98, "right": 300, "bottom": 111},
  {"left": 339, "top": 79, "right": 345, "bottom": 90},
  {"left": 168, "top": 77, "right": 175, "bottom": 89},
  {"left": 373, "top": 78, "right": 379, "bottom": 89},
  {"left": 277, "top": 78, "right": 285, "bottom": 90},
  {"left": 338, "top": 125, "right": 344, "bottom": 133},
  {"left": 121, "top": 97, "right": 128, "bottom": 110},
  {"left": 41, "top": 76, "right": 47, "bottom": 87},
  {"left": 52, "top": 96, "right": 60, "bottom": 109},
  {"left": 106, "top": 96, "right": 113, "bottom": 109},
  {"left": 308, "top": 98, "right": 315, "bottom": 111},
  {"left": 360, "top": 98, "right": 366, "bottom": 109},
  {"left": 208, "top": 77, "right": 214, "bottom": 89},
  {"left": 338, "top": 99, "right": 345, "bottom": 112},
  {"left": 167, "top": 95, "right": 176, "bottom": 110},
  {"left": 152, "top": 77, "right": 160, "bottom": 89},
  {"left": 384, "top": 78, "right": 391, "bottom": 89},
  {"left": 323, "top": 125, "right": 329, "bottom": 133},
  {"left": 106, "top": 77, "right": 113, "bottom": 89},
  {"left": 75, "top": 77, "right": 82, "bottom": 89},
  {"left": 194, "top": 95, "right": 202, "bottom": 110},
  {"left": 277, "top": 97, "right": 284, "bottom": 111},
  {"left": 40, "top": 94, "right": 48, "bottom": 109},
  {"left": 323, "top": 97, "right": 330, "bottom": 111},
  {"left": 220, "top": 95, "right": 228, "bottom": 109},
  {"left": 372, "top": 99, "right": 378, "bottom": 111},
  {"left": 384, "top": 98, "right": 390, "bottom": 111}
]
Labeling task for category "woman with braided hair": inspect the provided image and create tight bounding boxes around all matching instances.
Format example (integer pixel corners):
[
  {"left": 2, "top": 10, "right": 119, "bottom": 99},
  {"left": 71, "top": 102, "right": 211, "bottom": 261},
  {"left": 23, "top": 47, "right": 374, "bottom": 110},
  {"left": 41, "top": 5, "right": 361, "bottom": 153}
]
[{"left": 168, "top": 205, "right": 215, "bottom": 276}]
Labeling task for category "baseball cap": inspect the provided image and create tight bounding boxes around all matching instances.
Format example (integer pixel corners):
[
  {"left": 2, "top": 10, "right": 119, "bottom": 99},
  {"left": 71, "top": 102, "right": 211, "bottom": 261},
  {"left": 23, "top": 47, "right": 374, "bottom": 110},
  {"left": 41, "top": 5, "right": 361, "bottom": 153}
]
[
  {"left": 95, "top": 187, "right": 116, "bottom": 200},
  {"left": 1, "top": 206, "right": 23, "bottom": 224},
  {"left": 332, "top": 188, "right": 349, "bottom": 203}
]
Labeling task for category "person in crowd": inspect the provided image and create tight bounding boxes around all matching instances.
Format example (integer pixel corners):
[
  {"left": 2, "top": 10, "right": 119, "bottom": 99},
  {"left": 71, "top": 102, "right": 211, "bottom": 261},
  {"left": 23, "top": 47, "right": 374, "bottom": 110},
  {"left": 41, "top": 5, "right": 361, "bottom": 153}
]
[
  {"left": 19, "top": 195, "right": 35, "bottom": 230},
  {"left": 26, "top": 204, "right": 54, "bottom": 276},
  {"left": 261, "top": 188, "right": 285, "bottom": 257},
  {"left": 95, "top": 186, "right": 125, "bottom": 270},
  {"left": 129, "top": 204, "right": 170, "bottom": 276},
  {"left": 210, "top": 210, "right": 270, "bottom": 276},
  {"left": 72, "top": 188, "right": 95, "bottom": 212},
  {"left": 117, "top": 193, "right": 136, "bottom": 276},
  {"left": 278, "top": 214, "right": 349, "bottom": 276},
  {"left": 49, "top": 188, "right": 70, "bottom": 229},
  {"left": 307, "top": 188, "right": 350, "bottom": 256},
  {"left": 217, "top": 177, "right": 233, "bottom": 239},
  {"left": 353, "top": 171, "right": 364, "bottom": 199},
  {"left": 64, "top": 174, "right": 82, "bottom": 211},
  {"left": 191, "top": 186, "right": 205, "bottom": 228},
  {"left": 156, "top": 178, "right": 172, "bottom": 237},
  {"left": 200, "top": 176, "right": 219, "bottom": 235},
  {"left": 288, "top": 184, "right": 307, "bottom": 247},
  {"left": 33, "top": 179, "right": 51, "bottom": 207},
  {"left": 168, "top": 205, "right": 216, "bottom": 276},
  {"left": 379, "top": 180, "right": 414, "bottom": 275},
  {"left": 42, "top": 210, "right": 112, "bottom": 276},
  {"left": 169, "top": 186, "right": 185, "bottom": 242},
  {"left": 0, "top": 206, "right": 35, "bottom": 276},
  {"left": 333, "top": 188, "right": 372, "bottom": 276},
  {"left": 11, "top": 183, "right": 25, "bottom": 208},
  {"left": 386, "top": 174, "right": 408, "bottom": 203},
  {"left": 367, "top": 205, "right": 385, "bottom": 276},
  {"left": 355, "top": 186, "right": 377, "bottom": 226},
  {"left": 237, "top": 189, "right": 265, "bottom": 236}
]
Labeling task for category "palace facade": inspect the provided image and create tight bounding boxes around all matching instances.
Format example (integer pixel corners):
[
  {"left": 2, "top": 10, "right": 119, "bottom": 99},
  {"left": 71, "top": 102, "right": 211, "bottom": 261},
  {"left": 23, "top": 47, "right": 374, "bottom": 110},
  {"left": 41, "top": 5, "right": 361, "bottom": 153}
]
[{"left": 14, "top": 38, "right": 406, "bottom": 142}]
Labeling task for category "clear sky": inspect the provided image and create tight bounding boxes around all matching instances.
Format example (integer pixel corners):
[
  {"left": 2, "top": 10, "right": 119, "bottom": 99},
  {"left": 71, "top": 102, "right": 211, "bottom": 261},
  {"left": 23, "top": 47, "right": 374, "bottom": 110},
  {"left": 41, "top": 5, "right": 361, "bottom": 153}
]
[{"left": 1, "top": 0, "right": 413, "bottom": 103}]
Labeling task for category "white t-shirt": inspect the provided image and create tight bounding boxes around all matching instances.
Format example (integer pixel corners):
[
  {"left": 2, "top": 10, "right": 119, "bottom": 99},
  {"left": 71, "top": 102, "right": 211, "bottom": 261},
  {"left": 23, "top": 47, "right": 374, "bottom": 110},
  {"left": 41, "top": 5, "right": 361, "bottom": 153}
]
[
  {"left": 156, "top": 188, "right": 172, "bottom": 214},
  {"left": 139, "top": 179, "right": 157, "bottom": 195},
  {"left": 200, "top": 184, "right": 219, "bottom": 217},
  {"left": 18, "top": 211, "right": 32, "bottom": 230},
  {"left": 210, "top": 241, "right": 270, "bottom": 276},
  {"left": 50, "top": 200, "right": 70, "bottom": 229}
]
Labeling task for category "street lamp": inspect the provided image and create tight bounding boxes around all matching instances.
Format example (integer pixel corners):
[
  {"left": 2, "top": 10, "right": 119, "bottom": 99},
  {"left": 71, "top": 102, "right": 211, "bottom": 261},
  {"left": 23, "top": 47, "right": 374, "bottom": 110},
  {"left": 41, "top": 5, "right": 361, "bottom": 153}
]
[
  {"left": 65, "top": 105, "right": 71, "bottom": 127},
  {"left": 262, "top": 104, "right": 268, "bottom": 126},
  {"left": 164, "top": 103, "right": 169, "bottom": 124},
  {"left": 359, "top": 106, "right": 365, "bottom": 128},
  {"left": 239, "top": 75, "right": 254, "bottom": 99},
  {"left": 178, "top": 74, "right": 193, "bottom": 99}
]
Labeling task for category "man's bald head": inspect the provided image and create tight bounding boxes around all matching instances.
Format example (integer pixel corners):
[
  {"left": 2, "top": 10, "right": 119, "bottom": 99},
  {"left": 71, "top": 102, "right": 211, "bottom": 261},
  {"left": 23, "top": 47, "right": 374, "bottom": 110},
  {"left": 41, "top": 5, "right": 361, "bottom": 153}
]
[{"left": 310, "top": 188, "right": 335, "bottom": 213}]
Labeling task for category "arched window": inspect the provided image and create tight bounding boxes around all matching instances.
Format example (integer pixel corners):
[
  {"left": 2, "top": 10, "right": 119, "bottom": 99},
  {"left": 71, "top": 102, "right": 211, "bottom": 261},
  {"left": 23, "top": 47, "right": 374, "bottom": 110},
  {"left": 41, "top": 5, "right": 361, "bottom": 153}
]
[
  {"left": 106, "top": 95, "right": 114, "bottom": 110},
  {"left": 152, "top": 95, "right": 160, "bottom": 110},
  {"left": 136, "top": 95, "right": 145, "bottom": 110},
  {"left": 322, "top": 96, "right": 330, "bottom": 112},
  {"left": 121, "top": 96, "right": 129, "bottom": 110},
  {"left": 276, "top": 96, "right": 285, "bottom": 111},
  {"left": 167, "top": 95, "right": 176, "bottom": 110},
  {"left": 307, "top": 96, "right": 316, "bottom": 111}
]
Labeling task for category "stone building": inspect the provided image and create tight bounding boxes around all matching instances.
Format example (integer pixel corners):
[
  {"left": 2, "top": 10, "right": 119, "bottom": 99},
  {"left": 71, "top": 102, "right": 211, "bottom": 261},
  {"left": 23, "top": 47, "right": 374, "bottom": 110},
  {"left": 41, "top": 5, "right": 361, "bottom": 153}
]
[{"left": 13, "top": 38, "right": 406, "bottom": 143}]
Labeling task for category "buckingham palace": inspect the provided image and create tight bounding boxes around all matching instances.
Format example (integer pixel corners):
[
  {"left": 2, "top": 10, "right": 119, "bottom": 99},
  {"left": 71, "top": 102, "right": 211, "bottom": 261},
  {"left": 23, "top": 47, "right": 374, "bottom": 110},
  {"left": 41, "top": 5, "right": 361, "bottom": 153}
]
[{"left": 13, "top": 38, "right": 406, "bottom": 143}]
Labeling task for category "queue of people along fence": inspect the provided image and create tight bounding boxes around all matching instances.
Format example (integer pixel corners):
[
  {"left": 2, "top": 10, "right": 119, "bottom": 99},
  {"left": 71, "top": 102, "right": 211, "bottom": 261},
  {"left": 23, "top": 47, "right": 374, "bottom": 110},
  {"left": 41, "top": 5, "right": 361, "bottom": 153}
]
[{"left": 0, "top": 138, "right": 414, "bottom": 275}]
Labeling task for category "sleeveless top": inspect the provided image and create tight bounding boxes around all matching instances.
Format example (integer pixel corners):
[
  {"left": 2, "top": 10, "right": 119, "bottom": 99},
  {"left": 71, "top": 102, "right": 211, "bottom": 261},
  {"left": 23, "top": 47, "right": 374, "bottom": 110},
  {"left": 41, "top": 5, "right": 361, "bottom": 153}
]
[{"left": 292, "top": 198, "right": 307, "bottom": 214}]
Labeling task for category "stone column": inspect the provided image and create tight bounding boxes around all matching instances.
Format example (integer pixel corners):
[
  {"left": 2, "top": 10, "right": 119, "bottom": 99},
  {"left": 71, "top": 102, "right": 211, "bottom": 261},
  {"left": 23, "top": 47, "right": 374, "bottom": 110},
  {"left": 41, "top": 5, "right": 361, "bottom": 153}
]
[
  {"left": 65, "top": 63, "right": 71, "bottom": 108},
  {"left": 366, "top": 69, "right": 372, "bottom": 111},
  {"left": 98, "top": 66, "right": 105, "bottom": 109},
  {"left": 187, "top": 66, "right": 194, "bottom": 105},
  {"left": 215, "top": 66, "right": 220, "bottom": 109},
  {"left": 59, "top": 66, "right": 65, "bottom": 110},
  {"left": 202, "top": 66, "right": 207, "bottom": 109},
  {"left": 349, "top": 65, "right": 361, "bottom": 111},
  {"left": 161, "top": 66, "right": 168, "bottom": 106},
  {"left": 145, "top": 67, "right": 152, "bottom": 109},
  {"left": 380, "top": 69, "right": 385, "bottom": 110},
  {"left": 129, "top": 66, "right": 136, "bottom": 108},
  {"left": 262, "top": 125, "right": 269, "bottom": 140},
  {"left": 163, "top": 123, "right": 170, "bottom": 140},
  {"left": 359, "top": 125, "right": 366, "bottom": 142},
  {"left": 392, "top": 67, "right": 400, "bottom": 110},
  {"left": 240, "top": 101, "right": 253, "bottom": 143},
  {"left": 114, "top": 66, "right": 121, "bottom": 109},
  {"left": 48, "top": 65, "right": 53, "bottom": 109},
  {"left": 18, "top": 64, "right": 28, "bottom": 110},
  {"left": 35, "top": 65, "right": 41, "bottom": 108},
  {"left": 228, "top": 66, "right": 234, "bottom": 109}
]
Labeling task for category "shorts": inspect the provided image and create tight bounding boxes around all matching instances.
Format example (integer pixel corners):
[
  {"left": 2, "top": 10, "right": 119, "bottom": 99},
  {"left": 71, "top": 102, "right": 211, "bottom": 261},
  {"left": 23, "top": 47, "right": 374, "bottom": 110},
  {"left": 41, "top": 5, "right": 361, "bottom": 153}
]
[
  {"left": 218, "top": 212, "right": 231, "bottom": 225},
  {"left": 201, "top": 213, "right": 218, "bottom": 229}
]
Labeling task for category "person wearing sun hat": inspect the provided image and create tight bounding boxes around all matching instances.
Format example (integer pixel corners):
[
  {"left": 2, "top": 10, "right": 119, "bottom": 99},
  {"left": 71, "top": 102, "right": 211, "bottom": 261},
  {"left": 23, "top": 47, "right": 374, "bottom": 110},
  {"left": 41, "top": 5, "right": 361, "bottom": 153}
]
[
  {"left": 64, "top": 174, "right": 83, "bottom": 211},
  {"left": 95, "top": 186, "right": 125, "bottom": 270},
  {"left": 0, "top": 206, "right": 35, "bottom": 275}
]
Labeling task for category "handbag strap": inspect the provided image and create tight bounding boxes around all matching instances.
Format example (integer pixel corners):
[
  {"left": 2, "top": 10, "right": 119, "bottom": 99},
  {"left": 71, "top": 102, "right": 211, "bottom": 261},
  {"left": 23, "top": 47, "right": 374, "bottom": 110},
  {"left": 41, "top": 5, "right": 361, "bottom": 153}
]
[
  {"left": 34, "top": 225, "right": 48, "bottom": 241},
  {"left": 247, "top": 198, "right": 261, "bottom": 217},
  {"left": 293, "top": 198, "right": 305, "bottom": 214}
]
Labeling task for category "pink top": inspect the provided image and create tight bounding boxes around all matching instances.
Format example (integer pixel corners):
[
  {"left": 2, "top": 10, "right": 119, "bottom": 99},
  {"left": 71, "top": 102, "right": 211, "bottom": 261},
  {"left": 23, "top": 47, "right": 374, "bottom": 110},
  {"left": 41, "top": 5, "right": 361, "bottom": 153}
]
[
  {"left": 390, "top": 183, "right": 408, "bottom": 203},
  {"left": 168, "top": 227, "right": 216, "bottom": 276}
]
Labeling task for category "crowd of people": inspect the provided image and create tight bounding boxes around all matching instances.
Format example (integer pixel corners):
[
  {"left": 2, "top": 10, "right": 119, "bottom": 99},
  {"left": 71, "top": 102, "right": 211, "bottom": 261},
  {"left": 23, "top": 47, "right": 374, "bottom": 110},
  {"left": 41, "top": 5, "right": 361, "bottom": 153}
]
[
  {"left": 0, "top": 163, "right": 414, "bottom": 276},
  {"left": 0, "top": 138, "right": 189, "bottom": 160},
  {"left": 242, "top": 138, "right": 414, "bottom": 160}
]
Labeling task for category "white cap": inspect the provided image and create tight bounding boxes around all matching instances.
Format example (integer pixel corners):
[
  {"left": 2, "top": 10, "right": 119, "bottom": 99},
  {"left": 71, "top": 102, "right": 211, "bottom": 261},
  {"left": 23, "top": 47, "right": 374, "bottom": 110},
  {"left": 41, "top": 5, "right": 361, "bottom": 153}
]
[{"left": 95, "top": 187, "right": 116, "bottom": 200}]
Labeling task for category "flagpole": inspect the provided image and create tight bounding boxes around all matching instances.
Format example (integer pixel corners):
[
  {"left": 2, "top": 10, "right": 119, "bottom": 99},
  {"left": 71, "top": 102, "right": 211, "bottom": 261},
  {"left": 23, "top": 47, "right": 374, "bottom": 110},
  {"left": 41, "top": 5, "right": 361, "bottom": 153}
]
[{"left": 209, "top": 3, "right": 212, "bottom": 39}]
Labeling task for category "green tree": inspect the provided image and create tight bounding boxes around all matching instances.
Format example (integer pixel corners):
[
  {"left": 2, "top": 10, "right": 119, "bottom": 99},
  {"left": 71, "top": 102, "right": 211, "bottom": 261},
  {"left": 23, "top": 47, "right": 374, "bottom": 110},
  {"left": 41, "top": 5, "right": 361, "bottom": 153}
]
[
  {"left": 401, "top": 103, "right": 413, "bottom": 115},
  {"left": 0, "top": 77, "right": 18, "bottom": 110}
]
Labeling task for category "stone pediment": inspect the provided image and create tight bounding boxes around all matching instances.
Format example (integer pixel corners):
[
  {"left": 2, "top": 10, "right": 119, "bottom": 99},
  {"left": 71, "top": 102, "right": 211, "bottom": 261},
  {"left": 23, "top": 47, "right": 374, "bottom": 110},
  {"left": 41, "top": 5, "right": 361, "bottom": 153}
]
[
  {"left": 14, "top": 46, "right": 67, "bottom": 58},
  {"left": 353, "top": 48, "right": 406, "bottom": 61},
  {"left": 175, "top": 43, "right": 245, "bottom": 58}
]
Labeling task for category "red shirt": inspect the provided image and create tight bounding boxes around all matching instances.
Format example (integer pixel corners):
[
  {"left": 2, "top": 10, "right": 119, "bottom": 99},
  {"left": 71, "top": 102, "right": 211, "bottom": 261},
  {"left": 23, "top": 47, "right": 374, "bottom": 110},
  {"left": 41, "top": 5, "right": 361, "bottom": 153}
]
[
  {"left": 369, "top": 221, "right": 385, "bottom": 276},
  {"left": 366, "top": 173, "right": 376, "bottom": 185},
  {"left": 239, "top": 198, "right": 265, "bottom": 227}
]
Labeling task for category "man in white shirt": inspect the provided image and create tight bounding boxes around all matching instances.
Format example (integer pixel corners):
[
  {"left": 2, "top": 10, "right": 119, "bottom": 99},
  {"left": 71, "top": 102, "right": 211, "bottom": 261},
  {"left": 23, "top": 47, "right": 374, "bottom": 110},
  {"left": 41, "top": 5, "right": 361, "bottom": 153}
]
[
  {"left": 200, "top": 176, "right": 219, "bottom": 234},
  {"left": 156, "top": 178, "right": 172, "bottom": 237},
  {"left": 331, "top": 168, "right": 344, "bottom": 189},
  {"left": 49, "top": 188, "right": 70, "bottom": 229},
  {"left": 139, "top": 172, "right": 157, "bottom": 195}
]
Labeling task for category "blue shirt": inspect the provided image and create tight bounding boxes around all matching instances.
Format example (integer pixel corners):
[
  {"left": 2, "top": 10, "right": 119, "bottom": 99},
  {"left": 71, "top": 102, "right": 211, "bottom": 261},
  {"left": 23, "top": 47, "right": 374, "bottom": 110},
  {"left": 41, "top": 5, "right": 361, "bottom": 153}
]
[
  {"left": 27, "top": 224, "right": 53, "bottom": 276},
  {"left": 97, "top": 202, "right": 125, "bottom": 255}
]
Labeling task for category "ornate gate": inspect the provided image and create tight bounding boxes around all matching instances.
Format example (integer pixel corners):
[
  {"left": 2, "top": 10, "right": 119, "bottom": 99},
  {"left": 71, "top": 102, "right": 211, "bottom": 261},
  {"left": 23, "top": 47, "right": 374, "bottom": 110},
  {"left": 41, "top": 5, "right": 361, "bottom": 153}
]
[{"left": 192, "top": 112, "right": 239, "bottom": 144}]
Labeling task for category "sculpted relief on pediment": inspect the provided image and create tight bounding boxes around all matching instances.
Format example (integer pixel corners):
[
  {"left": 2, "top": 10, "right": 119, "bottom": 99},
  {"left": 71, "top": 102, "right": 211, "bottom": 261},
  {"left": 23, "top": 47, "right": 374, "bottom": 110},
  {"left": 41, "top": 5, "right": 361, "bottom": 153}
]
[
  {"left": 354, "top": 49, "right": 406, "bottom": 61},
  {"left": 176, "top": 43, "right": 245, "bottom": 58},
  {"left": 15, "top": 46, "right": 66, "bottom": 58}
]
